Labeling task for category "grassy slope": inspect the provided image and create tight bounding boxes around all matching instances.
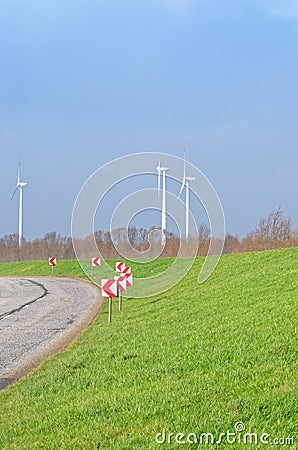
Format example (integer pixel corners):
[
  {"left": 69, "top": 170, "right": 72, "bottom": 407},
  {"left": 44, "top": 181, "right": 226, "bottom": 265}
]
[
  {"left": 0, "top": 258, "right": 173, "bottom": 279},
  {"left": 0, "top": 259, "right": 87, "bottom": 278},
  {"left": 0, "top": 248, "right": 297, "bottom": 449}
]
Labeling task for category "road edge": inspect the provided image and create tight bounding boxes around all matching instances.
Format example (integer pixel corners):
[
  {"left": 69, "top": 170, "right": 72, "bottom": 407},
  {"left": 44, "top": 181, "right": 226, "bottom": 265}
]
[{"left": 0, "top": 277, "right": 103, "bottom": 391}]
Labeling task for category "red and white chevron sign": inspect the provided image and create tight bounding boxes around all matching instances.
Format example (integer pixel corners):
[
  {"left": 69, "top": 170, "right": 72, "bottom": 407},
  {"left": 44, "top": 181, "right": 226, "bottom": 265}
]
[
  {"left": 116, "top": 261, "right": 125, "bottom": 272},
  {"left": 92, "top": 257, "right": 101, "bottom": 267},
  {"left": 48, "top": 257, "right": 56, "bottom": 266},
  {"left": 114, "top": 275, "right": 127, "bottom": 292},
  {"left": 101, "top": 279, "right": 118, "bottom": 297},
  {"left": 125, "top": 273, "right": 133, "bottom": 287},
  {"left": 122, "top": 266, "right": 131, "bottom": 275}
]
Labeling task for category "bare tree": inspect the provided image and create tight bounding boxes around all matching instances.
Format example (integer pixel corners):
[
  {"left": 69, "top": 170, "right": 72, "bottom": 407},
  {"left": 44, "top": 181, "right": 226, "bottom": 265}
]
[
  {"left": 223, "top": 234, "right": 241, "bottom": 254},
  {"left": 197, "top": 223, "right": 210, "bottom": 256},
  {"left": 243, "top": 207, "right": 294, "bottom": 251},
  {"left": 0, "top": 211, "right": 297, "bottom": 262}
]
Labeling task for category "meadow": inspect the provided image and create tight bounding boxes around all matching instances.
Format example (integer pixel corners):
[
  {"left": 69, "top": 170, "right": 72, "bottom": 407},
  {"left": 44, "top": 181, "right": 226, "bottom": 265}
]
[{"left": 0, "top": 248, "right": 297, "bottom": 449}]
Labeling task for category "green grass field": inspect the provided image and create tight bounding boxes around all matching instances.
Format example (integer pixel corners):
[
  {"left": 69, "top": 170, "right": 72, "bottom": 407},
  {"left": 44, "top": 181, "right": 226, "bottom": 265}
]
[{"left": 0, "top": 248, "right": 297, "bottom": 449}]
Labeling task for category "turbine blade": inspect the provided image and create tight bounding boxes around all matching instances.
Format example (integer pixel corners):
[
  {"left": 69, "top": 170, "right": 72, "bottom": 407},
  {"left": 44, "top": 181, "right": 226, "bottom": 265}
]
[
  {"left": 178, "top": 180, "right": 185, "bottom": 199},
  {"left": 11, "top": 186, "right": 18, "bottom": 200},
  {"left": 178, "top": 150, "right": 186, "bottom": 199},
  {"left": 17, "top": 162, "right": 20, "bottom": 184}
]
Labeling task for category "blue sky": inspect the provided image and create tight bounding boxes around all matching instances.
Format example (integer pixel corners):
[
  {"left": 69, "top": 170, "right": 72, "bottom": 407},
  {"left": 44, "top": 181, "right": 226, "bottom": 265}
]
[{"left": 0, "top": 0, "right": 297, "bottom": 239}]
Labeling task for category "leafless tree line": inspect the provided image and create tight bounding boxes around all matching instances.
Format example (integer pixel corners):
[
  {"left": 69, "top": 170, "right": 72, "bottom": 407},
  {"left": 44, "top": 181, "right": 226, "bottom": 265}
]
[
  {"left": 223, "top": 207, "right": 297, "bottom": 253},
  {"left": 0, "top": 208, "right": 296, "bottom": 262}
]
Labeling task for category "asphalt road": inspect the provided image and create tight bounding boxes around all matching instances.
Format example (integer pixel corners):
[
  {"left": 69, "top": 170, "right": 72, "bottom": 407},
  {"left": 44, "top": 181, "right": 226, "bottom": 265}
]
[{"left": 0, "top": 277, "right": 101, "bottom": 390}]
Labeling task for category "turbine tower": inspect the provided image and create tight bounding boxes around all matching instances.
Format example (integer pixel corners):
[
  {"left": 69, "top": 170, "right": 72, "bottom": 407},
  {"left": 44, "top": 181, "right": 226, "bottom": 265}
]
[
  {"left": 157, "top": 157, "right": 169, "bottom": 245},
  {"left": 178, "top": 153, "right": 195, "bottom": 241},
  {"left": 11, "top": 164, "right": 28, "bottom": 248}
]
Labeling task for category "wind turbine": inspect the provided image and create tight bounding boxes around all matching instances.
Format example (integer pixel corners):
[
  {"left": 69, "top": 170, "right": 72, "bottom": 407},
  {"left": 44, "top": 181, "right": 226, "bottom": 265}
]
[
  {"left": 178, "top": 153, "right": 195, "bottom": 241},
  {"left": 157, "top": 156, "right": 169, "bottom": 245},
  {"left": 11, "top": 163, "right": 28, "bottom": 248}
]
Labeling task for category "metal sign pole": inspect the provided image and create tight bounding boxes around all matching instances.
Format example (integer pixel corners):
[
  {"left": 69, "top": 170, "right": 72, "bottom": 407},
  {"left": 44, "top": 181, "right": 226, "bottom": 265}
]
[
  {"left": 91, "top": 263, "right": 93, "bottom": 277},
  {"left": 52, "top": 265, "right": 54, "bottom": 275},
  {"left": 108, "top": 297, "right": 112, "bottom": 323},
  {"left": 119, "top": 291, "right": 122, "bottom": 311}
]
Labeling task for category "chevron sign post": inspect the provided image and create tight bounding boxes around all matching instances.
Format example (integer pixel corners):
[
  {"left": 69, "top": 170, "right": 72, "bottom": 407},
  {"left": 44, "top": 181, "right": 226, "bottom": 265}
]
[
  {"left": 101, "top": 279, "right": 118, "bottom": 323},
  {"left": 92, "top": 257, "right": 101, "bottom": 267},
  {"left": 114, "top": 275, "right": 127, "bottom": 292},
  {"left": 125, "top": 273, "right": 133, "bottom": 287},
  {"left": 116, "top": 261, "right": 125, "bottom": 272},
  {"left": 91, "top": 257, "right": 101, "bottom": 276},
  {"left": 122, "top": 266, "right": 131, "bottom": 275},
  {"left": 114, "top": 275, "right": 127, "bottom": 311},
  {"left": 48, "top": 257, "right": 56, "bottom": 274},
  {"left": 101, "top": 279, "right": 118, "bottom": 297}
]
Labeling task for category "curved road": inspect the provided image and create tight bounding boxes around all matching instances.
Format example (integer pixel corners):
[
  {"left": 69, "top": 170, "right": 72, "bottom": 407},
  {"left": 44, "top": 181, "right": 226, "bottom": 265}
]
[{"left": 0, "top": 277, "right": 101, "bottom": 390}]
